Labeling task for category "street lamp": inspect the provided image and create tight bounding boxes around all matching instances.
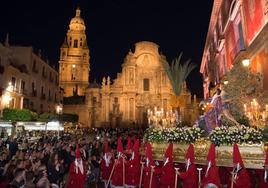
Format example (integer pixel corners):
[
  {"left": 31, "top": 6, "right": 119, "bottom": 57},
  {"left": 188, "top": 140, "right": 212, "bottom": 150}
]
[
  {"left": 2, "top": 94, "right": 12, "bottom": 107},
  {"left": 55, "top": 104, "right": 63, "bottom": 137},
  {"left": 56, "top": 104, "right": 63, "bottom": 115}
]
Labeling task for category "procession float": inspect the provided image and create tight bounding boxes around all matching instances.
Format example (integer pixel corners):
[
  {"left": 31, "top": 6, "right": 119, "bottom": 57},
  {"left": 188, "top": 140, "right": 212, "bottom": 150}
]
[{"left": 143, "top": 54, "right": 268, "bottom": 169}]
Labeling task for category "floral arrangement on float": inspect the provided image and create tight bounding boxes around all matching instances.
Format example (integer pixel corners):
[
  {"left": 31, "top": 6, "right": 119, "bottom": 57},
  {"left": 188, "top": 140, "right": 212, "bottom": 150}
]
[
  {"left": 144, "top": 126, "right": 204, "bottom": 143},
  {"left": 209, "top": 126, "right": 263, "bottom": 146},
  {"left": 144, "top": 125, "right": 264, "bottom": 146}
]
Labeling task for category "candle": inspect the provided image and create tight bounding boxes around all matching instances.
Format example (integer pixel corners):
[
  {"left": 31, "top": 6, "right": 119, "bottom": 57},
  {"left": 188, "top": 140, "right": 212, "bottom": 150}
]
[
  {"left": 262, "top": 112, "right": 266, "bottom": 121},
  {"left": 244, "top": 104, "right": 247, "bottom": 112}
]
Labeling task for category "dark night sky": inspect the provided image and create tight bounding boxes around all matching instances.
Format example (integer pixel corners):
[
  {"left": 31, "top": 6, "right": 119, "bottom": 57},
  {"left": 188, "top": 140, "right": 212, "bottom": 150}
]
[{"left": 0, "top": 0, "right": 213, "bottom": 97}]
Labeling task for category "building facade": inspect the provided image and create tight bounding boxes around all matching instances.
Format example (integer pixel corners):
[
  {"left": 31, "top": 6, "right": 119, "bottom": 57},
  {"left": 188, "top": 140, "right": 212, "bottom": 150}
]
[
  {"left": 87, "top": 41, "right": 198, "bottom": 127},
  {"left": 200, "top": 0, "right": 268, "bottom": 98},
  {"left": 0, "top": 36, "right": 61, "bottom": 115},
  {"left": 59, "top": 7, "right": 90, "bottom": 97}
]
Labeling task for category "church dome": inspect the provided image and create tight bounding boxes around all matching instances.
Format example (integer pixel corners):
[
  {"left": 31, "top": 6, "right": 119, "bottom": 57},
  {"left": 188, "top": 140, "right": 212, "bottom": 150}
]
[
  {"left": 134, "top": 41, "right": 159, "bottom": 57},
  {"left": 69, "top": 7, "right": 86, "bottom": 31}
]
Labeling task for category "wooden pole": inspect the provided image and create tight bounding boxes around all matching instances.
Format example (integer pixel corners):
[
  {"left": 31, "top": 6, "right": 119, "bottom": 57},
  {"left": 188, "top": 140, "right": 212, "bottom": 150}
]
[
  {"left": 123, "top": 157, "right": 125, "bottom": 186},
  {"left": 174, "top": 168, "right": 180, "bottom": 188},
  {"left": 139, "top": 162, "right": 145, "bottom": 188},
  {"left": 197, "top": 168, "right": 202, "bottom": 188},
  {"left": 231, "top": 171, "right": 235, "bottom": 188},
  {"left": 149, "top": 166, "right": 155, "bottom": 188},
  {"left": 105, "top": 159, "right": 117, "bottom": 188}
]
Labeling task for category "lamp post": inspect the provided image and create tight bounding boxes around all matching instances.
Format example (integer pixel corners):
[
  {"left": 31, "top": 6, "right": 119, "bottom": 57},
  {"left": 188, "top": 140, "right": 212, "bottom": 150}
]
[{"left": 55, "top": 104, "right": 63, "bottom": 137}]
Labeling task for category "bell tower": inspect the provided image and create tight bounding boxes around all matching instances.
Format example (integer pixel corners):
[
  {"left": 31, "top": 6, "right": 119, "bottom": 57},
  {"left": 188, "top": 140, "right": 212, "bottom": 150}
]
[{"left": 59, "top": 7, "right": 90, "bottom": 97}]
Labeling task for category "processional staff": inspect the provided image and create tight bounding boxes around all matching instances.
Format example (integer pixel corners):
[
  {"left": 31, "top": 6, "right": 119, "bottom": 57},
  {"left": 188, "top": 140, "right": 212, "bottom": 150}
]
[{"left": 197, "top": 167, "right": 202, "bottom": 188}]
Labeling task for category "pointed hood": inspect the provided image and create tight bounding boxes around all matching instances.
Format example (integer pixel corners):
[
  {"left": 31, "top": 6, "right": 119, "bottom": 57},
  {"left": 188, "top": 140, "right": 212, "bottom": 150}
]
[
  {"left": 207, "top": 143, "right": 216, "bottom": 166},
  {"left": 132, "top": 139, "right": 140, "bottom": 154},
  {"left": 145, "top": 142, "right": 154, "bottom": 166},
  {"left": 75, "top": 144, "right": 81, "bottom": 159},
  {"left": 104, "top": 140, "right": 109, "bottom": 153},
  {"left": 163, "top": 143, "right": 173, "bottom": 166},
  {"left": 233, "top": 144, "right": 244, "bottom": 168},
  {"left": 126, "top": 136, "right": 133, "bottom": 150},
  {"left": 205, "top": 144, "right": 216, "bottom": 177},
  {"left": 117, "top": 137, "right": 123, "bottom": 153},
  {"left": 185, "top": 144, "right": 195, "bottom": 163}
]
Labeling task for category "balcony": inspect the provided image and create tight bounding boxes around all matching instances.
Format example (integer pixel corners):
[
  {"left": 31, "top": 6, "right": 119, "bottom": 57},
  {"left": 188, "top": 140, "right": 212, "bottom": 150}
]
[
  {"left": 230, "top": 39, "right": 246, "bottom": 62},
  {"left": 42, "top": 72, "right": 47, "bottom": 79},
  {"left": 32, "top": 67, "right": 39, "bottom": 73},
  {"left": 0, "top": 65, "right": 4, "bottom": 74},
  {"left": 40, "top": 94, "right": 46, "bottom": 100},
  {"left": 31, "top": 90, "right": 37, "bottom": 97},
  {"left": 49, "top": 76, "right": 54, "bottom": 83},
  {"left": 20, "top": 89, "right": 28, "bottom": 96}
]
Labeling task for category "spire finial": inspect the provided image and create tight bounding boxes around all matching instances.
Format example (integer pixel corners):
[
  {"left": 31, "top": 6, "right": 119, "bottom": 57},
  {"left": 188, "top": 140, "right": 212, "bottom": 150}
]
[
  {"left": 5, "top": 33, "right": 9, "bottom": 47},
  {"left": 76, "top": 6, "right": 81, "bottom": 17}
]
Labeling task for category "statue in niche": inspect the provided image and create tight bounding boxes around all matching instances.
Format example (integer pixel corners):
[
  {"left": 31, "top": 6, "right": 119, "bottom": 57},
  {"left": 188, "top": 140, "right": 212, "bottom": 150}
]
[
  {"left": 73, "top": 84, "right": 78, "bottom": 96},
  {"left": 129, "top": 69, "right": 134, "bottom": 84},
  {"left": 113, "top": 98, "right": 120, "bottom": 114}
]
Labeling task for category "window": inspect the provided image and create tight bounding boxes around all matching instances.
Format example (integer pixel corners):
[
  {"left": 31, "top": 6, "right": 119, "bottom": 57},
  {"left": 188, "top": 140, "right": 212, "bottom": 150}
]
[
  {"left": 42, "top": 66, "right": 45, "bottom": 76},
  {"left": 74, "top": 39, "right": 78, "bottom": 48},
  {"left": 69, "top": 37, "right": 72, "bottom": 46},
  {"left": 238, "top": 21, "right": 245, "bottom": 50},
  {"left": 71, "top": 74, "right": 75, "bottom": 80},
  {"left": 11, "top": 77, "right": 16, "bottom": 87},
  {"left": 32, "top": 60, "right": 36, "bottom": 71},
  {"left": 80, "top": 38, "right": 82, "bottom": 47},
  {"left": 83, "top": 53, "right": 87, "bottom": 59},
  {"left": 143, "top": 78, "right": 149, "bottom": 91},
  {"left": 21, "top": 80, "right": 25, "bottom": 92},
  {"left": 32, "top": 82, "right": 35, "bottom": 94},
  {"left": 61, "top": 52, "right": 66, "bottom": 58},
  {"left": 114, "top": 97, "right": 118, "bottom": 103}
]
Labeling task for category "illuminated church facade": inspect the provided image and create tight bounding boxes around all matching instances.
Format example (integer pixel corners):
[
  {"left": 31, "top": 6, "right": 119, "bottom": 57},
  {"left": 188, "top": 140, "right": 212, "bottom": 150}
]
[{"left": 61, "top": 8, "right": 198, "bottom": 127}]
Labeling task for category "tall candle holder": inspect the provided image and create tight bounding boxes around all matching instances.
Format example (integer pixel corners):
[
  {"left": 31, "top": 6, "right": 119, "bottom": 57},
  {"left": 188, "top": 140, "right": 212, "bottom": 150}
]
[
  {"left": 147, "top": 107, "right": 177, "bottom": 128},
  {"left": 243, "top": 98, "right": 267, "bottom": 127}
]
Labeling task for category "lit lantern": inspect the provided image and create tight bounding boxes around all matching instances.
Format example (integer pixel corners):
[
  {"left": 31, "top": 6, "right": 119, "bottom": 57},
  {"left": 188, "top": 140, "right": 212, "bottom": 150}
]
[{"left": 242, "top": 59, "right": 250, "bottom": 67}]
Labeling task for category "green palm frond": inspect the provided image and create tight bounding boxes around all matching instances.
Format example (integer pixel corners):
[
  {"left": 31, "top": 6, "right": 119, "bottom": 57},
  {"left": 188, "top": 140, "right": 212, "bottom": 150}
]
[{"left": 163, "top": 53, "right": 196, "bottom": 96}]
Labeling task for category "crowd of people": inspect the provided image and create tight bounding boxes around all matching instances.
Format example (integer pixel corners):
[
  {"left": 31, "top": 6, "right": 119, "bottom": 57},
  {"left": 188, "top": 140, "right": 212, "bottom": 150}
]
[
  {"left": 0, "top": 127, "right": 267, "bottom": 188},
  {"left": 0, "top": 128, "right": 144, "bottom": 188}
]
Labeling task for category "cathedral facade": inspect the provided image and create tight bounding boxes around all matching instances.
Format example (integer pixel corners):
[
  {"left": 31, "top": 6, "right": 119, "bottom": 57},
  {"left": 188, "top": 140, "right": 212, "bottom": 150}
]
[
  {"left": 87, "top": 41, "right": 198, "bottom": 127},
  {"left": 61, "top": 8, "right": 198, "bottom": 127}
]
